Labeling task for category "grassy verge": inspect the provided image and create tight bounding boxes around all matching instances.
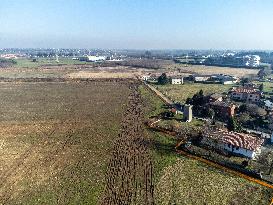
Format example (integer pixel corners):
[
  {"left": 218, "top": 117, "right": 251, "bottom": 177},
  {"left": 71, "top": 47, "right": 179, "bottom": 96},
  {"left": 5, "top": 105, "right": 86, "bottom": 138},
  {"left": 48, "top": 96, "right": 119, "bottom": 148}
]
[{"left": 156, "top": 82, "right": 233, "bottom": 103}]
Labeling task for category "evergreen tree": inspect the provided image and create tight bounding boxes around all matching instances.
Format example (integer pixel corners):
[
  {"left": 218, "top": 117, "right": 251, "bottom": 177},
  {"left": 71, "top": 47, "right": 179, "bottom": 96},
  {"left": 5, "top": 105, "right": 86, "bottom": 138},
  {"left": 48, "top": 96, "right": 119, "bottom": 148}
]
[
  {"left": 199, "top": 89, "right": 204, "bottom": 97},
  {"left": 259, "top": 83, "right": 264, "bottom": 91},
  {"left": 227, "top": 117, "right": 242, "bottom": 132},
  {"left": 157, "top": 73, "right": 169, "bottom": 85}
]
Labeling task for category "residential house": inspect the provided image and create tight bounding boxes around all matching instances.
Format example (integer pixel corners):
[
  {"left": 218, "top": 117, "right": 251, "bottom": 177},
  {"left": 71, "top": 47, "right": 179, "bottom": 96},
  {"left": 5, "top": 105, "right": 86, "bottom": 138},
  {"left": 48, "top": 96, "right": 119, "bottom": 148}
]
[
  {"left": 202, "top": 129, "right": 264, "bottom": 158},
  {"left": 230, "top": 87, "right": 262, "bottom": 103},
  {"left": 211, "top": 74, "right": 239, "bottom": 85},
  {"left": 209, "top": 101, "right": 236, "bottom": 118},
  {"left": 171, "top": 76, "right": 184, "bottom": 84},
  {"left": 192, "top": 75, "right": 210, "bottom": 82}
]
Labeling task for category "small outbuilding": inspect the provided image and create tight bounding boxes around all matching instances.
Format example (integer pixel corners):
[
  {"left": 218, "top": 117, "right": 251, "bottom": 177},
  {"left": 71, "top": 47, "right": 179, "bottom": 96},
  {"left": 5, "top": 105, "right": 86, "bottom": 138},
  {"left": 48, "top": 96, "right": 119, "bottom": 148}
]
[{"left": 171, "top": 76, "right": 184, "bottom": 85}]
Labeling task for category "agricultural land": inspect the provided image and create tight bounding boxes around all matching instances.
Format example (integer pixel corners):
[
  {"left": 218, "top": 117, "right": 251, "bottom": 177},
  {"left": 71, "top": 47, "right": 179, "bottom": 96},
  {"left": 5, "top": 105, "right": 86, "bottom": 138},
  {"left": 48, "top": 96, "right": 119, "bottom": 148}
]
[{"left": 0, "top": 60, "right": 272, "bottom": 204}]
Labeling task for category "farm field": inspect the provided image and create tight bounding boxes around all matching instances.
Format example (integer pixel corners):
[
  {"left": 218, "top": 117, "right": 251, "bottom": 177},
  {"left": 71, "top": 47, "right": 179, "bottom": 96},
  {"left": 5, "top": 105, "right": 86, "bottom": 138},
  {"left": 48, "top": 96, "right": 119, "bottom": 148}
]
[
  {"left": 0, "top": 81, "right": 130, "bottom": 204},
  {"left": 169, "top": 64, "right": 259, "bottom": 77},
  {"left": 0, "top": 78, "right": 272, "bottom": 204},
  {"left": 155, "top": 82, "right": 233, "bottom": 103},
  {"left": 139, "top": 85, "right": 273, "bottom": 205},
  {"left": 13, "top": 57, "right": 93, "bottom": 68},
  {"left": 0, "top": 66, "right": 152, "bottom": 79}
]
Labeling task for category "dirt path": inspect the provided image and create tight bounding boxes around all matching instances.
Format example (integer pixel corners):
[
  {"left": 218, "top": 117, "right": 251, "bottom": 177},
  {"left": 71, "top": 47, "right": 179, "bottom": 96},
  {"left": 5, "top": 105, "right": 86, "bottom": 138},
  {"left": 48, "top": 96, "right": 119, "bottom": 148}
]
[
  {"left": 144, "top": 82, "right": 173, "bottom": 105},
  {"left": 102, "top": 84, "right": 154, "bottom": 205}
]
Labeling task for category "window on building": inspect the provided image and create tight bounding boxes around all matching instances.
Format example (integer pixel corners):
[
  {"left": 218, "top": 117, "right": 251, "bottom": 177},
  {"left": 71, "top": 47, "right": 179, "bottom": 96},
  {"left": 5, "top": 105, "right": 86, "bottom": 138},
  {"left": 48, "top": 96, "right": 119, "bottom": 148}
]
[
  {"left": 228, "top": 144, "right": 231, "bottom": 148},
  {"left": 250, "top": 95, "right": 252, "bottom": 97},
  {"left": 236, "top": 147, "right": 239, "bottom": 150}
]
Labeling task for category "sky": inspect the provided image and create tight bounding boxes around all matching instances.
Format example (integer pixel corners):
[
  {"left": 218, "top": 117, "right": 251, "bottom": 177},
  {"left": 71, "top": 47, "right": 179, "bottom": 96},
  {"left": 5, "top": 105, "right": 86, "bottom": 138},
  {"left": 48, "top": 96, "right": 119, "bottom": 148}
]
[{"left": 0, "top": 0, "right": 273, "bottom": 49}]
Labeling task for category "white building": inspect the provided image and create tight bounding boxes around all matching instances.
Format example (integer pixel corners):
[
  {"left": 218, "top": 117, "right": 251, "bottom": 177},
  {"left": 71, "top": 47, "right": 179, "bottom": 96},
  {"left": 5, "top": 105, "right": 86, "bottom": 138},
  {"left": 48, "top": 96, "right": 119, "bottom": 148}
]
[
  {"left": 244, "top": 55, "right": 261, "bottom": 67},
  {"left": 79, "top": 55, "right": 106, "bottom": 62},
  {"left": 142, "top": 75, "right": 151, "bottom": 81},
  {"left": 171, "top": 77, "right": 183, "bottom": 84},
  {"left": 202, "top": 129, "right": 264, "bottom": 159},
  {"left": 211, "top": 74, "right": 239, "bottom": 85},
  {"left": 86, "top": 56, "right": 106, "bottom": 62},
  {"left": 192, "top": 75, "right": 210, "bottom": 82}
]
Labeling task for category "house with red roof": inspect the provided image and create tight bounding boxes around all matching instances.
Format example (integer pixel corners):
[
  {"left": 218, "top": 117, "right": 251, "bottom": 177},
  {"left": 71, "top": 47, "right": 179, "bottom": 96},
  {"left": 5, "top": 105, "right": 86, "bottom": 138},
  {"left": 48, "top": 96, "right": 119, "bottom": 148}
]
[
  {"left": 202, "top": 129, "right": 264, "bottom": 158},
  {"left": 230, "top": 87, "right": 262, "bottom": 103},
  {"left": 209, "top": 101, "right": 236, "bottom": 118}
]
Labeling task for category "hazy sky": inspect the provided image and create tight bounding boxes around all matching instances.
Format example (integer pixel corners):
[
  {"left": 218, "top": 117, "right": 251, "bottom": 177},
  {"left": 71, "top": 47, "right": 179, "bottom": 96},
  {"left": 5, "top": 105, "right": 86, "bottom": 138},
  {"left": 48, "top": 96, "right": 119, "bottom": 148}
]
[{"left": 1, "top": 0, "right": 273, "bottom": 49}]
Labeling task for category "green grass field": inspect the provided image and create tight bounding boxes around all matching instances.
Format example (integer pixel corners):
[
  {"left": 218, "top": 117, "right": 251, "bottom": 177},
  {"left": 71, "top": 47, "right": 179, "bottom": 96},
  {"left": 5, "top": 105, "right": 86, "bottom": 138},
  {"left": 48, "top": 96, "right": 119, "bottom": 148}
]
[
  {"left": 139, "top": 84, "right": 273, "bottom": 205},
  {"left": 13, "top": 57, "right": 93, "bottom": 68},
  {"left": 156, "top": 82, "right": 233, "bottom": 103}
]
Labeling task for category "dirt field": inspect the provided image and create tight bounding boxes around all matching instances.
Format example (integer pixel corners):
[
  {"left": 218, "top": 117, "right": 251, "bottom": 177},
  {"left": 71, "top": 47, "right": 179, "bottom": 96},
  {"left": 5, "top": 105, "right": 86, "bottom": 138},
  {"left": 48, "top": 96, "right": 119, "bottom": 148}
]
[
  {"left": 2, "top": 60, "right": 259, "bottom": 81},
  {"left": 0, "top": 81, "right": 130, "bottom": 204},
  {"left": 168, "top": 64, "right": 259, "bottom": 77}
]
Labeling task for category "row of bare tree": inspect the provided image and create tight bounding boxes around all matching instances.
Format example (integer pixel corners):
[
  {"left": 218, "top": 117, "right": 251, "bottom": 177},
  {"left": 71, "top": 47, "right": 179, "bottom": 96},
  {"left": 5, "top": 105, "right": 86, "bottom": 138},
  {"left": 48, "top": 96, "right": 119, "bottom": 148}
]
[{"left": 102, "top": 84, "right": 154, "bottom": 205}]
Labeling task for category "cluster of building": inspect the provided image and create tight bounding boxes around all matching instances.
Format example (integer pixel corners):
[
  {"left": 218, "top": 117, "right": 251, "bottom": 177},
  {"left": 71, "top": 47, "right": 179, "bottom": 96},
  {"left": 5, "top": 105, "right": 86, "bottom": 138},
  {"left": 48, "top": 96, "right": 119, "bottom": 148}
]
[
  {"left": 141, "top": 73, "right": 240, "bottom": 85},
  {"left": 244, "top": 55, "right": 261, "bottom": 67},
  {"left": 189, "top": 74, "right": 239, "bottom": 84},
  {"left": 0, "top": 54, "right": 24, "bottom": 59},
  {"left": 141, "top": 73, "right": 272, "bottom": 160},
  {"left": 175, "top": 54, "right": 262, "bottom": 68},
  {"left": 74, "top": 55, "right": 124, "bottom": 62}
]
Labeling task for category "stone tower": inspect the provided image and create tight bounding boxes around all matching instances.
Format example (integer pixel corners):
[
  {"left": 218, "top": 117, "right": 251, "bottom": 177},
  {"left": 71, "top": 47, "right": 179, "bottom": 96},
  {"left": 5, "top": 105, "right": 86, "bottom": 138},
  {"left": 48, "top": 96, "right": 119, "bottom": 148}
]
[{"left": 184, "top": 104, "right": 193, "bottom": 122}]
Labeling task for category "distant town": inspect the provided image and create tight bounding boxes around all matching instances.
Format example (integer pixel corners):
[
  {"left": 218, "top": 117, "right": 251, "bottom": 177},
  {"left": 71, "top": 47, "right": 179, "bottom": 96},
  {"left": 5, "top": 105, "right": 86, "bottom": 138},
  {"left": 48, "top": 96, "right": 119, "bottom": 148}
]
[{"left": 1, "top": 48, "right": 273, "bottom": 67}]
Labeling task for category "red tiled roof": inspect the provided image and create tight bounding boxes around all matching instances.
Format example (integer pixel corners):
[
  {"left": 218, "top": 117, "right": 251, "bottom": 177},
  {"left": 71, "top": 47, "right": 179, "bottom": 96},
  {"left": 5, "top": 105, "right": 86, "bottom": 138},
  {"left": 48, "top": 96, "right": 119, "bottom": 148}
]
[
  {"left": 205, "top": 129, "right": 264, "bottom": 151},
  {"left": 209, "top": 101, "right": 235, "bottom": 108},
  {"left": 232, "top": 87, "right": 261, "bottom": 94}
]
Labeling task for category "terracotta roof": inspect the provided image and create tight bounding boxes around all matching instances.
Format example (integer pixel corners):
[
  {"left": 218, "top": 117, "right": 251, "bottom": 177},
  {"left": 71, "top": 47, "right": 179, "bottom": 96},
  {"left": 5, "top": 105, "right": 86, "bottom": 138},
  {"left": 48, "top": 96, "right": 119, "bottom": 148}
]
[
  {"left": 210, "top": 93, "right": 223, "bottom": 99},
  {"left": 209, "top": 101, "right": 234, "bottom": 108},
  {"left": 231, "top": 87, "right": 261, "bottom": 94},
  {"left": 205, "top": 129, "right": 264, "bottom": 151}
]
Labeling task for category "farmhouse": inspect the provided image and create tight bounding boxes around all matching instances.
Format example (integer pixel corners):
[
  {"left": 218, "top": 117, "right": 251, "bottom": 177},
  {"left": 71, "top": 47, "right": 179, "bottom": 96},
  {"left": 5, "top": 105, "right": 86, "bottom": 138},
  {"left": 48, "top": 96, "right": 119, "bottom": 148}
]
[
  {"left": 171, "top": 76, "right": 183, "bottom": 84},
  {"left": 191, "top": 75, "right": 210, "bottom": 82},
  {"left": 230, "top": 87, "right": 262, "bottom": 103},
  {"left": 211, "top": 74, "right": 239, "bottom": 85},
  {"left": 79, "top": 55, "right": 106, "bottom": 62},
  {"left": 209, "top": 101, "right": 236, "bottom": 118},
  {"left": 202, "top": 129, "right": 264, "bottom": 158}
]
